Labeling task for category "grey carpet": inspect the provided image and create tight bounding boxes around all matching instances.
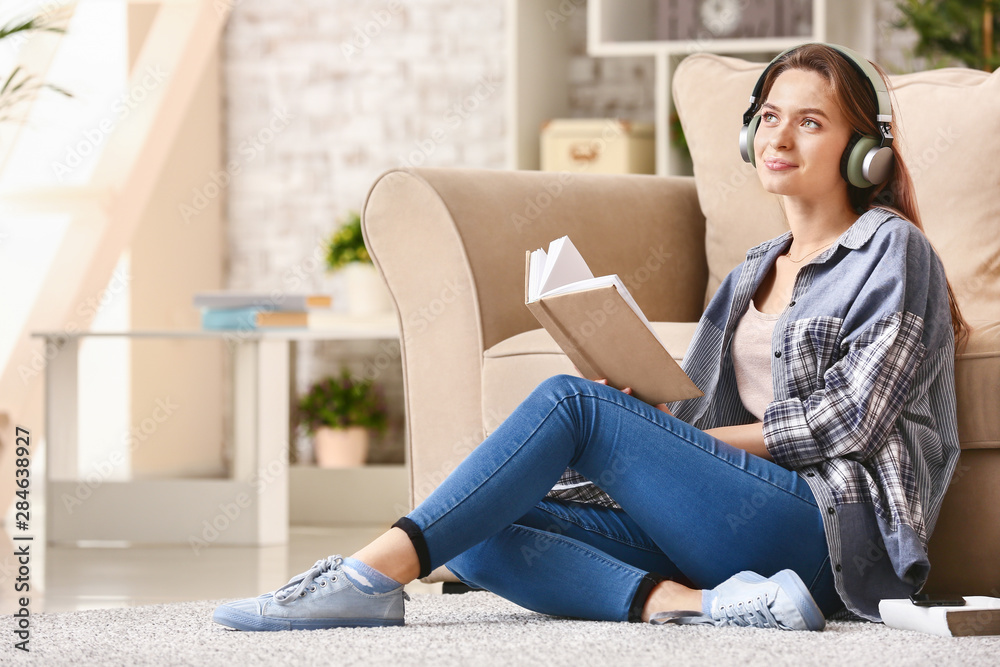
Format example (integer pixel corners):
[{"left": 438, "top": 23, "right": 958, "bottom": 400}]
[{"left": 5, "top": 591, "right": 999, "bottom": 666}]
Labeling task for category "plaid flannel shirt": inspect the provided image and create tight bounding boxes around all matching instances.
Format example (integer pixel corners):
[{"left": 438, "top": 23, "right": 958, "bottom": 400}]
[{"left": 546, "top": 208, "right": 960, "bottom": 621}]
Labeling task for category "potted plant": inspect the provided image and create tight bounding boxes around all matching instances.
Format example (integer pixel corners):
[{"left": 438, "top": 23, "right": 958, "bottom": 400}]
[
  {"left": 326, "top": 210, "right": 392, "bottom": 315},
  {"left": 298, "top": 369, "right": 388, "bottom": 468}
]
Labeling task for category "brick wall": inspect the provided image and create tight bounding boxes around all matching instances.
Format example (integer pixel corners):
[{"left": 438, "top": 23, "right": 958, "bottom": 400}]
[{"left": 223, "top": 0, "right": 506, "bottom": 293}]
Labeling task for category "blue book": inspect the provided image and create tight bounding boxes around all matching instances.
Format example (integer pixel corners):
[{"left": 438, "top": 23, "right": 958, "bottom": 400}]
[{"left": 201, "top": 306, "right": 269, "bottom": 330}]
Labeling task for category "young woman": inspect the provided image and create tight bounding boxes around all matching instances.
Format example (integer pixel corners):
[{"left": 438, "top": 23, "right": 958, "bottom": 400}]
[{"left": 214, "top": 43, "right": 965, "bottom": 632}]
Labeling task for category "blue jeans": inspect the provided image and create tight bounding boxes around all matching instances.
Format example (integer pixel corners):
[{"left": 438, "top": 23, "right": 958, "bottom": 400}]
[{"left": 394, "top": 375, "right": 841, "bottom": 622}]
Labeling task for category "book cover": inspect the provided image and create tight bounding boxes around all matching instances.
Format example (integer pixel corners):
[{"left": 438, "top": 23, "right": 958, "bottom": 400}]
[
  {"left": 201, "top": 306, "right": 262, "bottom": 330},
  {"left": 255, "top": 310, "right": 309, "bottom": 328},
  {"left": 255, "top": 310, "right": 399, "bottom": 333},
  {"left": 879, "top": 597, "right": 1000, "bottom": 637},
  {"left": 525, "top": 236, "right": 702, "bottom": 406},
  {"left": 193, "top": 290, "right": 332, "bottom": 311}
]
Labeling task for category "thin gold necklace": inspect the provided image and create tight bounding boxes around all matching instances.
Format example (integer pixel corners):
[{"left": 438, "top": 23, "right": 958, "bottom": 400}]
[{"left": 784, "top": 240, "right": 836, "bottom": 264}]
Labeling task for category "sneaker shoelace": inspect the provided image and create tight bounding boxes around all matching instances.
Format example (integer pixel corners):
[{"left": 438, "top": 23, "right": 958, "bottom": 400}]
[
  {"left": 717, "top": 594, "right": 778, "bottom": 628},
  {"left": 274, "top": 555, "right": 345, "bottom": 605},
  {"left": 272, "top": 554, "right": 409, "bottom": 605}
]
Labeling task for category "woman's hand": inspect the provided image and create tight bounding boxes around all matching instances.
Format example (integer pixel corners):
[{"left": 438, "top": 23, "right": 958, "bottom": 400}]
[
  {"left": 595, "top": 378, "right": 632, "bottom": 396},
  {"left": 594, "top": 378, "right": 673, "bottom": 415}
]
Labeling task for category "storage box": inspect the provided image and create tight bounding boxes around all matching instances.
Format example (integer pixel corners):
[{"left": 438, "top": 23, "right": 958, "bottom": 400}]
[{"left": 540, "top": 119, "right": 655, "bottom": 174}]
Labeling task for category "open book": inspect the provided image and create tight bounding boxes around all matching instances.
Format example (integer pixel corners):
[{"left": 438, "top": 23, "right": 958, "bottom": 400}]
[{"left": 525, "top": 236, "right": 702, "bottom": 406}]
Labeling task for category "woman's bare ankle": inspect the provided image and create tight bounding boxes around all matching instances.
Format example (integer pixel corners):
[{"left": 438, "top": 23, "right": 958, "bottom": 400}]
[
  {"left": 350, "top": 527, "right": 421, "bottom": 584},
  {"left": 641, "top": 580, "right": 703, "bottom": 622}
]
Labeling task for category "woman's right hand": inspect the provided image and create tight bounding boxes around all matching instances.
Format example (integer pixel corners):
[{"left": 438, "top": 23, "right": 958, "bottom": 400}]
[
  {"left": 595, "top": 377, "right": 632, "bottom": 396},
  {"left": 594, "top": 378, "right": 672, "bottom": 415}
]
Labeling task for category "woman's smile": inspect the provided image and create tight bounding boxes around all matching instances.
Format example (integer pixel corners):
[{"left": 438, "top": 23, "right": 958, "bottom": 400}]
[{"left": 763, "top": 156, "right": 797, "bottom": 170}]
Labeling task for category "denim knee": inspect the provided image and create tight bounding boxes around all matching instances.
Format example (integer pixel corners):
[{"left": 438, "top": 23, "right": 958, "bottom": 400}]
[{"left": 532, "top": 374, "right": 593, "bottom": 404}]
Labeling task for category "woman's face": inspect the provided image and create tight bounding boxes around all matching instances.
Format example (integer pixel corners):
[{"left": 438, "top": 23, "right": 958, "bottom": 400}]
[{"left": 753, "top": 68, "right": 855, "bottom": 202}]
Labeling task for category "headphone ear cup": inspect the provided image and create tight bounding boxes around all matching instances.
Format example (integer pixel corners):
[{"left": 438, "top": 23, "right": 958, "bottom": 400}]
[
  {"left": 740, "top": 114, "right": 762, "bottom": 166},
  {"left": 841, "top": 133, "right": 888, "bottom": 188}
]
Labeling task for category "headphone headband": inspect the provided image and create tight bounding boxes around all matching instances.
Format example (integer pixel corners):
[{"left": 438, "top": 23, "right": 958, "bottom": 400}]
[{"left": 743, "top": 44, "right": 892, "bottom": 124}]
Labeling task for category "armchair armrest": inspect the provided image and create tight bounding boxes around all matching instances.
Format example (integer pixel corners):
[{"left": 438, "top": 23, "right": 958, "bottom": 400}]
[{"left": 362, "top": 167, "right": 707, "bottom": 505}]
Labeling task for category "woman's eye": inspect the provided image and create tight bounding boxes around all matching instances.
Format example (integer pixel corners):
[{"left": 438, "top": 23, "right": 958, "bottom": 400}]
[
  {"left": 762, "top": 112, "right": 777, "bottom": 122},
  {"left": 803, "top": 118, "right": 820, "bottom": 129}
]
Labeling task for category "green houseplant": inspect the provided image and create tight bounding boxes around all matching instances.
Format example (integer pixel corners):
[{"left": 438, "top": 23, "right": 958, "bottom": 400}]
[
  {"left": 298, "top": 369, "right": 387, "bottom": 467},
  {"left": 895, "top": 0, "right": 999, "bottom": 71},
  {"left": 325, "top": 211, "right": 370, "bottom": 270},
  {"left": 325, "top": 210, "right": 392, "bottom": 315}
]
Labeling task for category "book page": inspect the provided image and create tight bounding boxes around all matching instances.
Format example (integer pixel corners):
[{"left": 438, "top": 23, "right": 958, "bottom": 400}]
[
  {"left": 527, "top": 247, "right": 547, "bottom": 302},
  {"left": 536, "top": 236, "right": 594, "bottom": 297}
]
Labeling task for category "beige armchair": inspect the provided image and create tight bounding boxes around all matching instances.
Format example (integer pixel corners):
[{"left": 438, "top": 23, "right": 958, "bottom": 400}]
[{"left": 362, "top": 55, "right": 999, "bottom": 595}]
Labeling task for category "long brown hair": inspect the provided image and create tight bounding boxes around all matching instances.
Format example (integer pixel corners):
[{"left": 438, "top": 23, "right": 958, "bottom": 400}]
[{"left": 758, "top": 43, "right": 970, "bottom": 350}]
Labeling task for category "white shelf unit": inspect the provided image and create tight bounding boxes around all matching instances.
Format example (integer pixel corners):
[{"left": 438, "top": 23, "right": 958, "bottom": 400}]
[
  {"left": 33, "top": 317, "right": 404, "bottom": 544},
  {"left": 508, "top": 0, "right": 876, "bottom": 175}
]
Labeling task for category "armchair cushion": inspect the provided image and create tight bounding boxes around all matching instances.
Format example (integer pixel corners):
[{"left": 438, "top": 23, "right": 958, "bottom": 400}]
[{"left": 955, "top": 321, "right": 1000, "bottom": 448}]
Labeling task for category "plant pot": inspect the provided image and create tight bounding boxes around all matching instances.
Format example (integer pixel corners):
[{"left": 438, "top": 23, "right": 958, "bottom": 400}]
[
  {"left": 342, "top": 262, "right": 393, "bottom": 316},
  {"left": 313, "top": 425, "right": 369, "bottom": 468}
]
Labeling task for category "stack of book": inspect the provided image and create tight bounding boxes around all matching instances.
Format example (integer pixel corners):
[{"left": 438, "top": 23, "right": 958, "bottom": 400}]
[{"left": 195, "top": 291, "right": 339, "bottom": 330}]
